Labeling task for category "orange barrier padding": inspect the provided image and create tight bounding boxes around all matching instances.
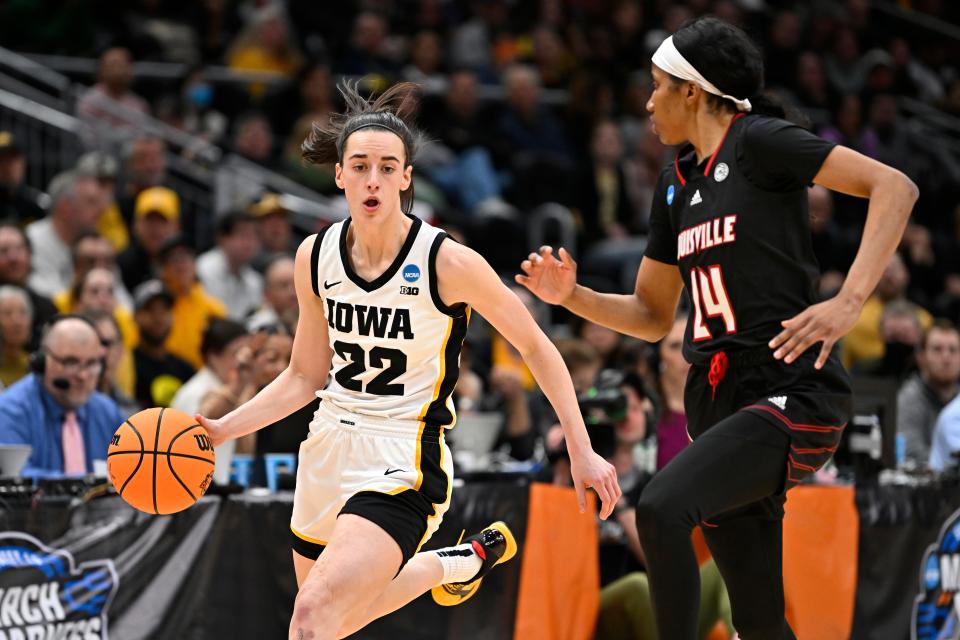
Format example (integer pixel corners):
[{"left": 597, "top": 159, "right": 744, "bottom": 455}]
[
  {"left": 782, "top": 485, "right": 858, "bottom": 640},
  {"left": 514, "top": 483, "right": 600, "bottom": 640}
]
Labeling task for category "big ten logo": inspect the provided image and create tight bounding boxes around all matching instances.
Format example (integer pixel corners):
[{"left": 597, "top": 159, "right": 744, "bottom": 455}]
[
  {"left": 111, "top": 434, "right": 120, "bottom": 446},
  {"left": 193, "top": 434, "right": 214, "bottom": 452}
]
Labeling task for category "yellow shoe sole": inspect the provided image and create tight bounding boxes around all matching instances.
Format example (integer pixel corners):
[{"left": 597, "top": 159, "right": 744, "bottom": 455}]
[{"left": 430, "top": 521, "right": 517, "bottom": 607}]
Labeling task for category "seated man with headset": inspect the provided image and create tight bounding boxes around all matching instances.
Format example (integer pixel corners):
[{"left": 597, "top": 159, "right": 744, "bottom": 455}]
[{"left": 0, "top": 314, "right": 126, "bottom": 476}]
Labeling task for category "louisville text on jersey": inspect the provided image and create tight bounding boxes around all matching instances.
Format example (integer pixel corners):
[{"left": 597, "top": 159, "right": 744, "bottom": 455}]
[{"left": 677, "top": 215, "right": 738, "bottom": 260}]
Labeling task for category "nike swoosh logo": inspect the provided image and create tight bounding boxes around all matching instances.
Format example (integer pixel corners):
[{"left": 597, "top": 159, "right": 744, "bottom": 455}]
[
  {"left": 324, "top": 280, "right": 341, "bottom": 289},
  {"left": 384, "top": 468, "right": 405, "bottom": 476}
]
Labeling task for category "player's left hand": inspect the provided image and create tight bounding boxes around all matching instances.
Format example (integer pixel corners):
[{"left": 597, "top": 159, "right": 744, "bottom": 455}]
[
  {"left": 769, "top": 294, "right": 862, "bottom": 369},
  {"left": 569, "top": 450, "right": 621, "bottom": 520}
]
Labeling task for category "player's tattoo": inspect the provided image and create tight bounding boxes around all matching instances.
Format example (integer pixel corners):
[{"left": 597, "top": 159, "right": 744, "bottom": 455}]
[{"left": 296, "top": 629, "right": 312, "bottom": 640}]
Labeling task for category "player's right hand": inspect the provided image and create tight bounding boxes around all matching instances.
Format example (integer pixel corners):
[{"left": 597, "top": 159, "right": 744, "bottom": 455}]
[
  {"left": 195, "top": 415, "right": 228, "bottom": 447},
  {"left": 515, "top": 246, "right": 577, "bottom": 305}
]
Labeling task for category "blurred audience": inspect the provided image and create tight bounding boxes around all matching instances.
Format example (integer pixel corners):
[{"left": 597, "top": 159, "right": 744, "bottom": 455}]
[
  {"left": 930, "top": 391, "right": 960, "bottom": 472},
  {"left": 228, "top": 4, "right": 303, "bottom": 100},
  {"left": 249, "top": 193, "right": 297, "bottom": 271},
  {"left": 116, "top": 136, "right": 168, "bottom": 226},
  {"left": 1, "top": 0, "right": 960, "bottom": 508},
  {"left": 132, "top": 279, "right": 194, "bottom": 408},
  {"left": 0, "top": 224, "right": 56, "bottom": 347},
  {"left": 158, "top": 235, "right": 227, "bottom": 369},
  {"left": 75, "top": 151, "right": 128, "bottom": 253},
  {"left": 853, "top": 299, "right": 925, "bottom": 378},
  {"left": 654, "top": 315, "right": 690, "bottom": 471},
  {"left": 496, "top": 64, "right": 572, "bottom": 167},
  {"left": 117, "top": 186, "right": 181, "bottom": 292},
  {"left": 575, "top": 120, "right": 643, "bottom": 248},
  {"left": 85, "top": 310, "right": 139, "bottom": 417},
  {"left": 27, "top": 172, "right": 103, "bottom": 298},
  {"left": 200, "top": 326, "right": 294, "bottom": 454},
  {"left": 898, "top": 320, "right": 960, "bottom": 467},
  {"left": 808, "top": 185, "right": 849, "bottom": 298},
  {"left": 76, "top": 47, "right": 150, "bottom": 132},
  {"left": 0, "top": 285, "right": 32, "bottom": 387},
  {"left": 247, "top": 256, "right": 297, "bottom": 335},
  {"left": 55, "top": 231, "right": 133, "bottom": 317},
  {"left": 231, "top": 112, "right": 280, "bottom": 170},
  {"left": 0, "top": 132, "right": 44, "bottom": 224},
  {"left": 171, "top": 317, "right": 248, "bottom": 417},
  {"left": 337, "top": 11, "right": 397, "bottom": 78},
  {"left": 197, "top": 211, "right": 264, "bottom": 320},
  {"left": 843, "top": 252, "right": 932, "bottom": 370}
]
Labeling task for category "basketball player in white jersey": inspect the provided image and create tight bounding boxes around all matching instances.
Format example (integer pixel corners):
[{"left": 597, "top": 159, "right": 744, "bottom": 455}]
[{"left": 198, "top": 82, "right": 620, "bottom": 640}]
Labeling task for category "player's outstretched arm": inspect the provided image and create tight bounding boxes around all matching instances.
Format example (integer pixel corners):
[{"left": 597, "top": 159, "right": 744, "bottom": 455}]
[
  {"left": 198, "top": 235, "right": 333, "bottom": 446},
  {"left": 770, "top": 146, "right": 919, "bottom": 368},
  {"left": 516, "top": 246, "right": 684, "bottom": 343},
  {"left": 437, "top": 240, "right": 622, "bottom": 519}
]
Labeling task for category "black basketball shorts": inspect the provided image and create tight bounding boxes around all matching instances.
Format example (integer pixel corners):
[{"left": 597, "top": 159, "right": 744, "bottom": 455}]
[{"left": 685, "top": 345, "right": 853, "bottom": 496}]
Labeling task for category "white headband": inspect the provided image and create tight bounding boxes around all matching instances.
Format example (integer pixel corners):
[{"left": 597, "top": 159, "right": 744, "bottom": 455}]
[{"left": 652, "top": 35, "right": 752, "bottom": 112}]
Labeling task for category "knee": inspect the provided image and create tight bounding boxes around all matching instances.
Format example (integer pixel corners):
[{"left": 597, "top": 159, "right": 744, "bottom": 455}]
[
  {"left": 292, "top": 579, "right": 337, "bottom": 628},
  {"left": 634, "top": 491, "right": 680, "bottom": 540}
]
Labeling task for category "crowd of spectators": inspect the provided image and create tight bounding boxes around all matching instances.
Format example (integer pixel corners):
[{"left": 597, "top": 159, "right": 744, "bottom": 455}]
[{"left": 0, "top": 1, "right": 958, "bottom": 636}]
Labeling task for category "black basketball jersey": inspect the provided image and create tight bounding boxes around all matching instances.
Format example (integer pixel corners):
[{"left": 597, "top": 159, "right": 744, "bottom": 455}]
[{"left": 644, "top": 114, "right": 837, "bottom": 365}]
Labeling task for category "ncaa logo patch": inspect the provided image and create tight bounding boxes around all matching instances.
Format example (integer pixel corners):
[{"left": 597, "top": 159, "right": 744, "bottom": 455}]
[
  {"left": 714, "top": 162, "right": 729, "bottom": 182},
  {"left": 666, "top": 184, "right": 675, "bottom": 205},
  {"left": 912, "top": 506, "right": 960, "bottom": 639},
  {"left": 402, "top": 264, "right": 421, "bottom": 283}
]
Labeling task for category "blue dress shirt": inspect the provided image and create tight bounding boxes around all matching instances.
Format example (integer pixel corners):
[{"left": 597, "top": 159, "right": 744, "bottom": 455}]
[
  {"left": 930, "top": 394, "right": 960, "bottom": 471},
  {"left": 0, "top": 374, "right": 127, "bottom": 476}
]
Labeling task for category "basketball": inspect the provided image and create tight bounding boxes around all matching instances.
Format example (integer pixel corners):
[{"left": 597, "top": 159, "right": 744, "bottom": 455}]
[{"left": 107, "top": 407, "right": 216, "bottom": 515}]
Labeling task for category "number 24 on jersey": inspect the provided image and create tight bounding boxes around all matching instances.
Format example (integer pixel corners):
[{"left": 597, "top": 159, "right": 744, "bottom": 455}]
[{"left": 689, "top": 265, "right": 737, "bottom": 341}]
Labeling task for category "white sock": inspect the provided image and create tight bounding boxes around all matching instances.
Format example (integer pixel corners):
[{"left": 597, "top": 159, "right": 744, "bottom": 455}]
[{"left": 433, "top": 542, "right": 483, "bottom": 583}]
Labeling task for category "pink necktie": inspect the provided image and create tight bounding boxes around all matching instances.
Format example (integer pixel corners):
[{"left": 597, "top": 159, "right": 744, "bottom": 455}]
[{"left": 62, "top": 411, "right": 86, "bottom": 475}]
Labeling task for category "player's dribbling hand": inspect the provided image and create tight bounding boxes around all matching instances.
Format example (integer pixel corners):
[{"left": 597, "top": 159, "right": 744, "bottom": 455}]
[
  {"left": 195, "top": 415, "right": 228, "bottom": 448},
  {"left": 515, "top": 246, "right": 577, "bottom": 305},
  {"left": 569, "top": 450, "right": 622, "bottom": 520},
  {"left": 769, "top": 294, "right": 862, "bottom": 369}
]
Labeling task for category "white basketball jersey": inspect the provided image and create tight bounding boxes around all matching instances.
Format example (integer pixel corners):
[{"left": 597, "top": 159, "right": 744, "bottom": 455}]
[{"left": 310, "top": 216, "right": 469, "bottom": 428}]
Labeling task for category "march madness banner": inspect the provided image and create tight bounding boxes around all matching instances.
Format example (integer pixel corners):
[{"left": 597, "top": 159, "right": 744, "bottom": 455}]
[
  {"left": 0, "top": 532, "right": 117, "bottom": 640},
  {"left": 913, "top": 506, "right": 960, "bottom": 639}
]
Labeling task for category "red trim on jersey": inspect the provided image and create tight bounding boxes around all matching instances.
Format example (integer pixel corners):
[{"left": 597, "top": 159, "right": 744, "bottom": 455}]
[
  {"left": 703, "top": 113, "right": 745, "bottom": 177},
  {"left": 791, "top": 444, "right": 839, "bottom": 455},
  {"left": 788, "top": 454, "right": 817, "bottom": 472},
  {"left": 786, "top": 460, "right": 803, "bottom": 484},
  {"left": 743, "top": 404, "right": 846, "bottom": 432},
  {"left": 674, "top": 155, "right": 686, "bottom": 186}
]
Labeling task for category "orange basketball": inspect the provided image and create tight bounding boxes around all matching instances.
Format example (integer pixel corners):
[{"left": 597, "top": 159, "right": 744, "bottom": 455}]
[{"left": 107, "top": 407, "right": 216, "bottom": 515}]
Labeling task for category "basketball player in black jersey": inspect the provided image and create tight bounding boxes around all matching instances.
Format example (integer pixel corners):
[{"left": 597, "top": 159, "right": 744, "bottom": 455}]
[{"left": 519, "top": 17, "right": 918, "bottom": 640}]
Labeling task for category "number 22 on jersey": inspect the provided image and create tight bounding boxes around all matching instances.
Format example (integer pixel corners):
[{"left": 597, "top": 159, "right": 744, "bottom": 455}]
[{"left": 689, "top": 265, "right": 737, "bottom": 341}]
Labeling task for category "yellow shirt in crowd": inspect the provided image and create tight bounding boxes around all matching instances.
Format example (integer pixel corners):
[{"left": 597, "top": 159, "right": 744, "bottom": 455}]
[
  {"left": 841, "top": 295, "right": 933, "bottom": 369},
  {"left": 166, "top": 283, "right": 227, "bottom": 370}
]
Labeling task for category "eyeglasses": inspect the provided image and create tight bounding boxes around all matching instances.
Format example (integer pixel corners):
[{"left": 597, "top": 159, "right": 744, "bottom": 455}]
[{"left": 45, "top": 350, "right": 103, "bottom": 375}]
